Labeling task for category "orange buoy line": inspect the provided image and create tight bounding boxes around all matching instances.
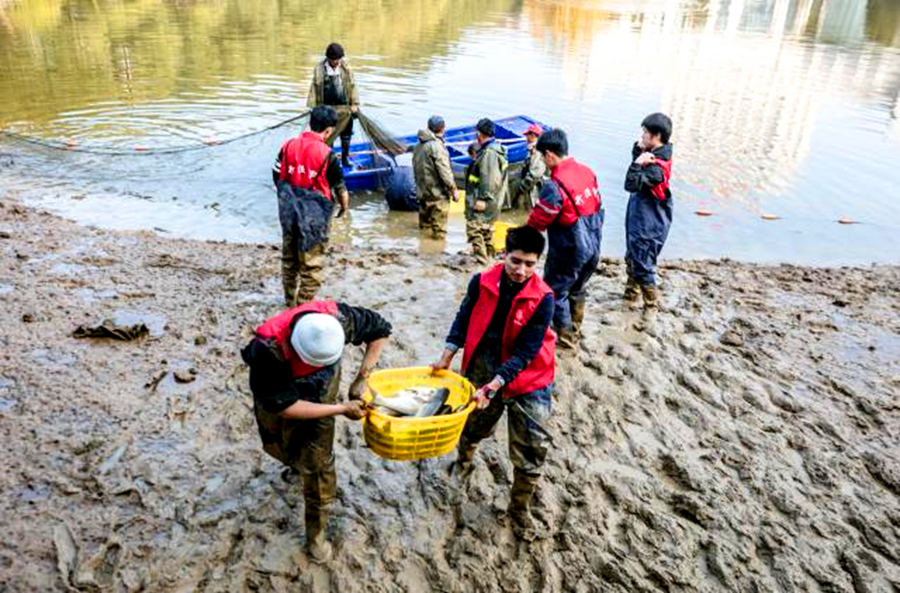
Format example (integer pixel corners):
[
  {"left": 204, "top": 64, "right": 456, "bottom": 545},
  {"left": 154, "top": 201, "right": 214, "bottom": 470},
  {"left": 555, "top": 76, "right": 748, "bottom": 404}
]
[
  {"left": 761, "top": 213, "right": 780, "bottom": 220},
  {"left": 695, "top": 210, "right": 714, "bottom": 216}
]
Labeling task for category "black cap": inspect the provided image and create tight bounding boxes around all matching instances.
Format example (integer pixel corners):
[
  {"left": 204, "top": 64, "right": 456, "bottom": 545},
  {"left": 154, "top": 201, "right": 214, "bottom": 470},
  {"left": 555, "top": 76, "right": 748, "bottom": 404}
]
[
  {"left": 427, "top": 115, "right": 445, "bottom": 133},
  {"left": 325, "top": 43, "right": 345, "bottom": 60},
  {"left": 476, "top": 118, "right": 495, "bottom": 137}
]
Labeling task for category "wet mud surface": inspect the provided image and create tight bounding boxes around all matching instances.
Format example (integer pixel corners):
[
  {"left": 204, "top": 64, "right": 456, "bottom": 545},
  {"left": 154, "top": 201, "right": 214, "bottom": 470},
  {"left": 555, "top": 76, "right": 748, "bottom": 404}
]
[{"left": 1, "top": 197, "right": 898, "bottom": 592}]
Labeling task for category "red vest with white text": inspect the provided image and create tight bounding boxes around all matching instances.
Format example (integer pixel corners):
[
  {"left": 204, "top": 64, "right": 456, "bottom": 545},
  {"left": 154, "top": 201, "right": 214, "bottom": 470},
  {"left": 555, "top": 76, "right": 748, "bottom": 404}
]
[
  {"left": 550, "top": 158, "right": 601, "bottom": 226},
  {"left": 255, "top": 301, "right": 340, "bottom": 378},
  {"left": 278, "top": 131, "right": 333, "bottom": 200},
  {"left": 461, "top": 264, "right": 556, "bottom": 397}
]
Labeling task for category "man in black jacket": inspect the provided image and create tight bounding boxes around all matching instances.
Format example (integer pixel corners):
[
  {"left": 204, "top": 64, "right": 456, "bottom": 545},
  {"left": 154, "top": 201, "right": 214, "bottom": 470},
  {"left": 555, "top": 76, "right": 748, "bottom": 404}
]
[{"left": 242, "top": 300, "right": 391, "bottom": 563}]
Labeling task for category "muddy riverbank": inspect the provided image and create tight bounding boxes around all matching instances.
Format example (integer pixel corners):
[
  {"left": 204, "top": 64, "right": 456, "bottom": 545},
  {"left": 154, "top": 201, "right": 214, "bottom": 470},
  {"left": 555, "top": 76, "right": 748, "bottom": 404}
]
[{"left": 1, "top": 197, "right": 898, "bottom": 592}]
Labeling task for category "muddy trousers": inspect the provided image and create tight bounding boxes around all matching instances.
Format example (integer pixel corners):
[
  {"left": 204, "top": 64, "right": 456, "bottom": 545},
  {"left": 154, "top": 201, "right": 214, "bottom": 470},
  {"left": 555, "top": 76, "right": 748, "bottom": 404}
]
[
  {"left": 465, "top": 218, "right": 496, "bottom": 264},
  {"left": 544, "top": 253, "right": 598, "bottom": 333},
  {"left": 252, "top": 374, "right": 340, "bottom": 542},
  {"left": 624, "top": 192, "right": 673, "bottom": 287},
  {"left": 457, "top": 384, "right": 553, "bottom": 480},
  {"left": 281, "top": 230, "right": 327, "bottom": 306},
  {"left": 418, "top": 198, "right": 449, "bottom": 238}
]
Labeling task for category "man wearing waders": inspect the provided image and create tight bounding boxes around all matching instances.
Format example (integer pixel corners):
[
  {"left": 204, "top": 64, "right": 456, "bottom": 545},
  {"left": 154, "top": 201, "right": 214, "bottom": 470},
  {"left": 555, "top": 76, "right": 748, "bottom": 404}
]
[
  {"left": 509, "top": 123, "right": 546, "bottom": 210},
  {"left": 307, "top": 42, "right": 360, "bottom": 168},
  {"left": 465, "top": 118, "right": 509, "bottom": 266},
  {"left": 272, "top": 105, "right": 350, "bottom": 306},
  {"left": 242, "top": 302, "right": 391, "bottom": 563},
  {"left": 623, "top": 113, "right": 674, "bottom": 319},
  {"left": 413, "top": 115, "right": 458, "bottom": 239},
  {"left": 527, "top": 128, "right": 603, "bottom": 350},
  {"left": 433, "top": 226, "right": 556, "bottom": 540}
]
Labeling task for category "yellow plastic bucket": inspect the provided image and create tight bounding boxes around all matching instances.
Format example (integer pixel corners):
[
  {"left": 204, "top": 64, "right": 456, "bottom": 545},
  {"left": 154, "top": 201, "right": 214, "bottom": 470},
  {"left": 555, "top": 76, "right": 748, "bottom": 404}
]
[
  {"left": 363, "top": 367, "right": 475, "bottom": 461},
  {"left": 494, "top": 221, "right": 513, "bottom": 252},
  {"left": 449, "top": 191, "right": 465, "bottom": 214}
]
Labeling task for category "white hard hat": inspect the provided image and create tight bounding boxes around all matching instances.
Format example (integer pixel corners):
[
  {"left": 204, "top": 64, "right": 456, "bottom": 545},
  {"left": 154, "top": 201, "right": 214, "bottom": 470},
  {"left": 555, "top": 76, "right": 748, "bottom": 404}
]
[{"left": 290, "top": 313, "right": 345, "bottom": 367}]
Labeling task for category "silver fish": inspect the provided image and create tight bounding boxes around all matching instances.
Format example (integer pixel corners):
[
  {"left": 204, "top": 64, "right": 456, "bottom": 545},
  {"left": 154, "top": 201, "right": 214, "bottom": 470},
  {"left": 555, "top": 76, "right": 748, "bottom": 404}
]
[{"left": 370, "top": 386, "right": 450, "bottom": 417}]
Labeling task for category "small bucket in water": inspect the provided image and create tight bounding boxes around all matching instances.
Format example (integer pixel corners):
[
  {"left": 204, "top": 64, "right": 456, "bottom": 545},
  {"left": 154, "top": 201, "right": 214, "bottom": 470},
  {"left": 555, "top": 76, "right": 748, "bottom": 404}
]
[{"left": 493, "top": 221, "right": 513, "bottom": 252}]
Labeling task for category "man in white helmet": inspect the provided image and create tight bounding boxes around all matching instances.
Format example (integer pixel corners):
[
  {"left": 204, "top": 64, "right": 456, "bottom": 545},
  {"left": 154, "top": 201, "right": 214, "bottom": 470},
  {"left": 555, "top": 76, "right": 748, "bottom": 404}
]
[{"left": 241, "top": 300, "right": 392, "bottom": 563}]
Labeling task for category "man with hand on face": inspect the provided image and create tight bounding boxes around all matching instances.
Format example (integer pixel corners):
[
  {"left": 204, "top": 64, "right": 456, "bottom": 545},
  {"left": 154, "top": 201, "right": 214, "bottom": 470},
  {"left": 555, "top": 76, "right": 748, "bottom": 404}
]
[
  {"left": 242, "top": 300, "right": 391, "bottom": 563},
  {"left": 432, "top": 226, "right": 556, "bottom": 540}
]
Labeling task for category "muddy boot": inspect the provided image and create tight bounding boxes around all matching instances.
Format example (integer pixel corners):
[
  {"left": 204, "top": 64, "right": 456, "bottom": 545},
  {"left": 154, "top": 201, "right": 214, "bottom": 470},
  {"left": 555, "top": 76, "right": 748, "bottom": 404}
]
[
  {"left": 451, "top": 442, "right": 477, "bottom": 485},
  {"left": 507, "top": 471, "right": 539, "bottom": 541},
  {"left": 340, "top": 139, "right": 351, "bottom": 169},
  {"left": 570, "top": 300, "right": 586, "bottom": 340},
  {"left": 641, "top": 284, "right": 659, "bottom": 313},
  {"left": 638, "top": 284, "right": 659, "bottom": 331},
  {"left": 623, "top": 276, "right": 640, "bottom": 303},
  {"left": 305, "top": 507, "right": 332, "bottom": 564},
  {"left": 556, "top": 328, "right": 577, "bottom": 351}
]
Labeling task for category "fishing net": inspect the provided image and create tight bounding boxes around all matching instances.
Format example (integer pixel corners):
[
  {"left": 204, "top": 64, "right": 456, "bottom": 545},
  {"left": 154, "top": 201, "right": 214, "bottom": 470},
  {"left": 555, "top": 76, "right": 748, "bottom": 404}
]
[{"left": 356, "top": 111, "right": 408, "bottom": 156}]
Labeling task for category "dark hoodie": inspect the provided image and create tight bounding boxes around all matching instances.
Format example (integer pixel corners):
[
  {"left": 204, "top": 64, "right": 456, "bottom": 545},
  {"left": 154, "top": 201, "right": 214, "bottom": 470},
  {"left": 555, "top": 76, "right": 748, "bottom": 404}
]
[
  {"left": 623, "top": 142, "right": 674, "bottom": 286},
  {"left": 624, "top": 142, "right": 673, "bottom": 199}
]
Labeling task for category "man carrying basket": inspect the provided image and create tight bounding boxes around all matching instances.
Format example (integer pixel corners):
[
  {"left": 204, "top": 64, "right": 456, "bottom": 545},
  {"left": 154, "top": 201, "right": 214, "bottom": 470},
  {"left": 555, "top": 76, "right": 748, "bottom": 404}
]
[
  {"left": 432, "top": 226, "right": 556, "bottom": 540},
  {"left": 242, "top": 301, "right": 391, "bottom": 563}
]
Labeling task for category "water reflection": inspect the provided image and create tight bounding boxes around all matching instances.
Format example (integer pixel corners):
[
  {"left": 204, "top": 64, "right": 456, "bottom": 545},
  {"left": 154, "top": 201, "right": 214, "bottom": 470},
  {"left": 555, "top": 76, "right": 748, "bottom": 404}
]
[
  {"left": 0, "top": 0, "right": 517, "bottom": 136},
  {"left": 524, "top": 0, "right": 900, "bottom": 202},
  {"left": 0, "top": 0, "right": 898, "bottom": 264}
]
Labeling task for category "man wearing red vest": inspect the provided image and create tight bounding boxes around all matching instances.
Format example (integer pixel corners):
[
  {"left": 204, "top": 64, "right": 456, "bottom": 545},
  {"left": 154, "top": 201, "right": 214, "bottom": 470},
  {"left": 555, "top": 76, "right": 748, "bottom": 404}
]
[
  {"left": 272, "top": 105, "right": 350, "bottom": 306},
  {"left": 241, "top": 301, "right": 391, "bottom": 563},
  {"left": 624, "top": 112, "right": 674, "bottom": 317},
  {"left": 432, "top": 226, "right": 556, "bottom": 540},
  {"left": 527, "top": 128, "right": 603, "bottom": 349}
]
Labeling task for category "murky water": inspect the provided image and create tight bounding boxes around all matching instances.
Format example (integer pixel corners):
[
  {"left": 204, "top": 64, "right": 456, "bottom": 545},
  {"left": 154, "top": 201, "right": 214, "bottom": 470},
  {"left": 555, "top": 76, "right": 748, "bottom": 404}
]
[{"left": 1, "top": 0, "right": 898, "bottom": 264}]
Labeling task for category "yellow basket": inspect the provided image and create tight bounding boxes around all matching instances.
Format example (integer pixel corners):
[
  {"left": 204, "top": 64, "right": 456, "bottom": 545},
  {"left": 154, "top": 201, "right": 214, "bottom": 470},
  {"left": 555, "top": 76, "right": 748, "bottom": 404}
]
[
  {"left": 363, "top": 367, "right": 475, "bottom": 461},
  {"left": 494, "top": 221, "right": 513, "bottom": 252},
  {"left": 449, "top": 191, "right": 465, "bottom": 214}
]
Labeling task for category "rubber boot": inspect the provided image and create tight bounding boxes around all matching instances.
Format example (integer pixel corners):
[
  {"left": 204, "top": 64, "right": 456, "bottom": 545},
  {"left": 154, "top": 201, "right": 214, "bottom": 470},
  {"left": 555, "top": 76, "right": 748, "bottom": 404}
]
[
  {"left": 340, "top": 139, "right": 351, "bottom": 169},
  {"left": 640, "top": 284, "right": 659, "bottom": 311},
  {"left": 507, "top": 470, "right": 539, "bottom": 541},
  {"left": 451, "top": 442, "right": 477, "bottom": 484},
  {"left": 623, "top": 276, "right": 640, "bottom": 303},
  {"left": 305, "top": 507, "right": 333, "bottom": 564},
  {"left": 556, "top": 326, "right": 577, "bottom": 351},
  {"left": 570, "top": 299, "right": 586, "bottom": 340},
  {"left": 639, "top": 284, "right": 659, "bottom": 329}
]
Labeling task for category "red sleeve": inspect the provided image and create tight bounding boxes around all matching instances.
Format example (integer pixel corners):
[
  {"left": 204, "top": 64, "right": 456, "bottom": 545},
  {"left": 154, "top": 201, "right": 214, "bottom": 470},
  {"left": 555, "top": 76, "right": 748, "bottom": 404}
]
[{"left": 529, "top": 180, "right": 564, "bottom": 231}]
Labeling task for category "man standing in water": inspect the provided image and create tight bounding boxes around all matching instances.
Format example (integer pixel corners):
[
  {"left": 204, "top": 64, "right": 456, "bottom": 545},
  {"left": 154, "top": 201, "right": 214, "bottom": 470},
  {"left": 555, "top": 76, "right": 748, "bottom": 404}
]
[
  {"left": 273, "top": 105, "right": 350, "bottom": 306},
  {"left": 433, "top": 226, "right": 555, "bottom": 540},
  {"left": 465, "top": 118, "right": 509, "bottom": 265},
  {"left": 624, "top": 113, "right": 674, "bottom": 318},
  {"left": 527, "top": 128, "right": 603, "bottom": 350},
  {"left": 413, "top": 115, "right": 458, "bottom": 239},
  {"left": 242, "top": 301, "right": 391, "bottom": 563},
  {"left": 307, "top": 42, "right": 360, "bottom": 168},
  {"left": 509, "top": 123, "right": 546, "bottom": 210}
]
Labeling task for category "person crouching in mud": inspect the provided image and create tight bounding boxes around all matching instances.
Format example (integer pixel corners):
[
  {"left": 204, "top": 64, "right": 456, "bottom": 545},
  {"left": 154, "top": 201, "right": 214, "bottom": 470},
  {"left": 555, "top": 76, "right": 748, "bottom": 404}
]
[
  {"left": 432, "top": 226, "right": 556, "bottom": 540},
  {"left": 242, "top": 301, "right": 391, "bottom": 563}
]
